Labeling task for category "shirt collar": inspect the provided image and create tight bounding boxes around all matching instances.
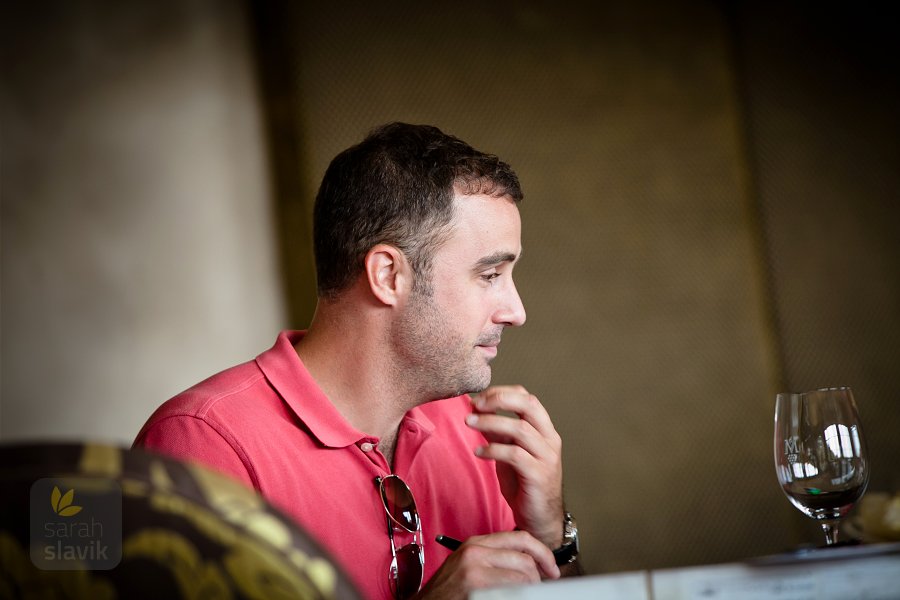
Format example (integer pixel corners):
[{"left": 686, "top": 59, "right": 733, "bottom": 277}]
[
  {"left": 256, "top": 330, "right": 367, "bottom": 448},
  {"left": 255, "top": 330, "right": 435, "bottom": 447}
]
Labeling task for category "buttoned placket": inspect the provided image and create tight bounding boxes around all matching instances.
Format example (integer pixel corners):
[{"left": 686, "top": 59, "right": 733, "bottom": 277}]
[{"left": 357, "top": 437, "right": 390, "bottom": 472}]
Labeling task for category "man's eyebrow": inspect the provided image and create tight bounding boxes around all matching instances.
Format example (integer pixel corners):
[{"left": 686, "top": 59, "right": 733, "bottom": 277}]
[{"left": 474, "top": 251, "right": 519, "bottom": 270}]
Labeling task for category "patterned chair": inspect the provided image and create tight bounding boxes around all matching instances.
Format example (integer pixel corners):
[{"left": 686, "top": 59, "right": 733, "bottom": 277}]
[{"left": 0, "top": 442, "right": 361, "bottom": 600}]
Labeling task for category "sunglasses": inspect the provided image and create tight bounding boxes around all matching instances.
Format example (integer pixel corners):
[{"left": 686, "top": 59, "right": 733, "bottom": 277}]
[{"left": 375, "top": 475, "right": 424, "bottom": 599}]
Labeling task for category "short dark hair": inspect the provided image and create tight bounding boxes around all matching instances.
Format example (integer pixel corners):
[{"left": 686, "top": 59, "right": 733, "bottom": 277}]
[{"left": 313, "top": 122, "right": 523, "bottom": 300}]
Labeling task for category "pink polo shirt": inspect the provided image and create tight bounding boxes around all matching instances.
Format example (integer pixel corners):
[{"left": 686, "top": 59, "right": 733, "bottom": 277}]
[{"left": 134, "top": 330, "right": 516, "bottom": 599}]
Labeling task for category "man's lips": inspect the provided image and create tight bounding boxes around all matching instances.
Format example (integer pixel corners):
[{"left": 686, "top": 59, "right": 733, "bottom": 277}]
[
  {"left": 476, "top": 330, "right": 503, "bottom": 358},
  {"left": 477, "top": 344, "right": 498, "bottom": 357}
]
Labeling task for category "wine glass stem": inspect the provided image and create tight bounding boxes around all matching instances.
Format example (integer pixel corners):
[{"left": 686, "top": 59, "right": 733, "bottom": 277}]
[{"left": 821, "top": 521, "right": 840, "bottom": 546}]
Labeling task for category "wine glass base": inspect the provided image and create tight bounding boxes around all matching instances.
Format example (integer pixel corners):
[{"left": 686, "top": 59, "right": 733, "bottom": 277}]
[{"left": 813, "top": 538, "right": 862, "bottom": 550}]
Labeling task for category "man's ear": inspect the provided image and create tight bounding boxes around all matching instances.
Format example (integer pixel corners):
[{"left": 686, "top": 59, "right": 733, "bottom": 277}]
[{"left": 364, "top": 244, "right": 412, "bottom": 306}]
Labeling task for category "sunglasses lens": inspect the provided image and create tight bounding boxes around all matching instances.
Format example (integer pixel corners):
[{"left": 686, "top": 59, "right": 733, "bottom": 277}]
[
  {"left": 379, "top": 475, "right": 424, "bottom": 599},
  {"left": 390, "top": 543, "right": 423, "bottom": 600},
  {"left": 381, "top": 476, "right": 419, "bottom": 532}
]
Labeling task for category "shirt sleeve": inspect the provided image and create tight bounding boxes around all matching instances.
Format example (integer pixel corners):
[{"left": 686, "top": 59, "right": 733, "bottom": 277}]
[{"left": 134, "top": 415, "right": 258, "bottom": 491}]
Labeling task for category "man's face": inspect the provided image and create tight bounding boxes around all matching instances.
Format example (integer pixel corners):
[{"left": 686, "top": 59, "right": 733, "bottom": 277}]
[{"left": 393, "top": 192, "right": 526, "bottom": 400}]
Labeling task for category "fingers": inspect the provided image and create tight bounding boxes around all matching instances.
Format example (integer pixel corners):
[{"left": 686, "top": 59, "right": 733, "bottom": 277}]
[
  {"left": 456, "top": 531, "right": 561, "bottom": 581},
  {"left": 466, "top": 386, "right": 562, "bottom": 460},
  {"left": 466, "top": 413, "right": 558, "bottom": 463},
  {"left": 419, "top": 532, "right": 560, "bottom": 599},
  {"left": 471, "top": 386, "right": 560, "bottom": 444}
]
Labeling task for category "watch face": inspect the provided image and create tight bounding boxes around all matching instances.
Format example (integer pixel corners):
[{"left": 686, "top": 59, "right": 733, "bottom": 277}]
[
  {"left": 549, "top": 512, "right": 577, "bottom": 564},
  {"left": 564, "top": 513, "right": 577, "bottom": 541},
  {"left": 563, "top": 513, "right": 578, "bottom": 557}
]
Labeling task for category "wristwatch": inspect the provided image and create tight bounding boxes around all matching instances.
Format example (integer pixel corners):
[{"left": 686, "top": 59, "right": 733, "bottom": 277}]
[{"left": 552, "top": 512, "right": 579, "bottom": 565}]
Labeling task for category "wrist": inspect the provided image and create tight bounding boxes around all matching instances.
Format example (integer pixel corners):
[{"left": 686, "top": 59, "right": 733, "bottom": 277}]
[
  {"left": 542, "top": 520, "right": 565, "bottom": 549},
  {"left": 537, "top": 507, "right": 567, "bottom": 548}
]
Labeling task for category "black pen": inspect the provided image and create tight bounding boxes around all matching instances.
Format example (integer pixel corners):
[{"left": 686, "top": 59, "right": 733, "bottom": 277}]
[{"left": 435, "top": 535, "right": 462, "bottom": 551}]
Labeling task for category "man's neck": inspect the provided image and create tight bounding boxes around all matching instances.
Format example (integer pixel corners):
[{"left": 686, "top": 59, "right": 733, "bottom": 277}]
[
  {"left": 295, "top": 304, "right": 416, "bottom": 464},
  {"left": 376, "top": 429, "right": 398, "bottom": 469}
]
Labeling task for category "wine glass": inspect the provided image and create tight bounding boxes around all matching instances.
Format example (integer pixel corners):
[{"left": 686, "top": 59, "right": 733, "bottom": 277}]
[{"left": 774, "top": 386, "right": 869, "bottom": 546}]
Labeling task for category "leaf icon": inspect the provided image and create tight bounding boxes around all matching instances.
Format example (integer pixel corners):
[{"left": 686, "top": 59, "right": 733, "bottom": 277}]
[
  {"left": 50, "top": 487, "right": 82, "bottom": 516},
  {"left": 58, "top": 505, "right": 83, "bottom": 517},
  {"left": 51, "top": 486, "right": 62, "bottom": 513},
  {"left": 58, "top": 489, "right": 75, "bottom": 511}
]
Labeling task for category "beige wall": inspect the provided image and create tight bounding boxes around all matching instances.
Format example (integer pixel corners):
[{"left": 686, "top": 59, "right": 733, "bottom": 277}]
[
  {"left": 1, "top": 1, "right": 286, "bottom": 443},
  {"left": 3, "top": 0, "right": 898, "bottom": 578}
]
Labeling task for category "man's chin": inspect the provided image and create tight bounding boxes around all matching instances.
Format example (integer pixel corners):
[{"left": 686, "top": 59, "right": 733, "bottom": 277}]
[
  {"left": 443, "top": 369, "right": 491, "bottom": 399},
  {"left": 465, "top": 368, "right": 492, "bottom": 395}
]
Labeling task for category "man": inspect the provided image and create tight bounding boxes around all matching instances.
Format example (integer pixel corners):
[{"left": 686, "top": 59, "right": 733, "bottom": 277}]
[{"left": 135, "top": 123, "right": 579, "bottom": 599}]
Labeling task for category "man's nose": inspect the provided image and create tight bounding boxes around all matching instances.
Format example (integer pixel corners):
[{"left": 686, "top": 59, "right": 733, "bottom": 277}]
[{"left": 496, "top": 282, "right": 526, "bottom": 327}]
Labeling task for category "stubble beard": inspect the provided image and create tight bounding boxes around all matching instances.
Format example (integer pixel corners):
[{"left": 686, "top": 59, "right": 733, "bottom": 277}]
[{"left": 393, "top": 289, "right": 500, "bottom": 401}]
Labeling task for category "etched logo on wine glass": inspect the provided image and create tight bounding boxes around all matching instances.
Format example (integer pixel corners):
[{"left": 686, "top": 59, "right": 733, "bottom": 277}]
[{"left": 783, "top": 438, "right": 801, "bottom": 464}]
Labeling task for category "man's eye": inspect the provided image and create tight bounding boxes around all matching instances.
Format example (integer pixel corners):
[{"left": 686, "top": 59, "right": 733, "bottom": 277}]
[{"left": 481, "top": 273, "right": 501, "bottom": 282}]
